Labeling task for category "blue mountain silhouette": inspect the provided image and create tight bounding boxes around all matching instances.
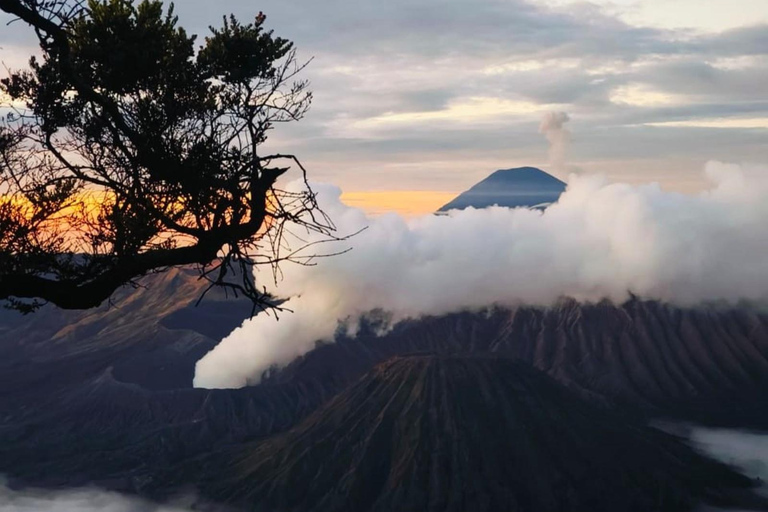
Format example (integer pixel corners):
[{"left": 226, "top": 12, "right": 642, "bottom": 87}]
[{"left": 438, "top": 166, "right": 565, "bottom": 211}]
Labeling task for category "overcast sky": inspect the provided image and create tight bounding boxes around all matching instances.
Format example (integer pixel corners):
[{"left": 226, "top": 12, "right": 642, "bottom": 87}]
[{"left": 2, "top": 0, "right": 768, "bottom": 211}]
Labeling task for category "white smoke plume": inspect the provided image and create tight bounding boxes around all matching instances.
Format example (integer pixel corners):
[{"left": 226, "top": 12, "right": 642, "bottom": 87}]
[
  {"left": 539, "top": 111, "right": 571, "bottom": 177},
  {"left": 194, "top": 161, "right": 768, "bottom": 389}
]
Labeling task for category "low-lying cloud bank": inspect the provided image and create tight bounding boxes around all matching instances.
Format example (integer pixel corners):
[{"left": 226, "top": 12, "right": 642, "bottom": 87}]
[
  {"left": 0, "top": 481, "right": 199, "bottom": 512},
  {"left": 663, "top": 424, "right": 768, "bottom": 512},
  {"left": 691, "top": 427, "right": 768, "bottom": 486},
  {"left": 195, "top": 161, "right": 768, "bottom": 388}
]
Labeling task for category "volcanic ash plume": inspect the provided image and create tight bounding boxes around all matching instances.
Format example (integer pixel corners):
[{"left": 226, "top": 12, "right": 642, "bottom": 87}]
[{"left": 194, "top": 161, "right": 768, "bottom": 389}]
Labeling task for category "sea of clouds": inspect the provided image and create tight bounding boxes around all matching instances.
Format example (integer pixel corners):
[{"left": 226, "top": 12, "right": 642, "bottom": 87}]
[{"left": 194, "top": 161, "right": 768, "bottom": 388}]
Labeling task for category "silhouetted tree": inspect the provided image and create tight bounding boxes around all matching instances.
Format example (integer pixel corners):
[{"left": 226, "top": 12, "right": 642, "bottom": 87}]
[{"left": 0, "top": 0, "right": 335, "bottom": 312}]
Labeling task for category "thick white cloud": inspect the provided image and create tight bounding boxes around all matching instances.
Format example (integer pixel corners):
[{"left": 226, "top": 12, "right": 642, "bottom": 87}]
[{"left": 195, "top": 161, "right": 768, "bottom": 388}]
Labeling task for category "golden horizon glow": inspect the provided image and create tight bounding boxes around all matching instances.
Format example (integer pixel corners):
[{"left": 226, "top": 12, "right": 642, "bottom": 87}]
[{"left": 340, "top": 190, "right": 458, "bottom": 217}]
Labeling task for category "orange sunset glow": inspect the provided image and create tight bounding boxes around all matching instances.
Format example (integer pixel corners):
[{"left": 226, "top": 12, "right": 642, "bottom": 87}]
[{"left": 340, "top": 190, "right": 457, "bottom": 217}]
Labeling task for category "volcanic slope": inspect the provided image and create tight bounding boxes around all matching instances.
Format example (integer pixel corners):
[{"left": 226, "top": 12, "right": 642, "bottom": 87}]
[
  {"left": 0, "top": 266, "right": 253, "bottom": 403},
  {"left": 0, "top": 364, "right": 337, "bottom": 489},
  {"left": 3, "top": 299, "right": 768, "bottom": 491},
  {"left": 267, "top": 300, "right": 768, "bottom": 427},
  {"left": 183, "top": 355, "right": 766, "bottom": 512}
]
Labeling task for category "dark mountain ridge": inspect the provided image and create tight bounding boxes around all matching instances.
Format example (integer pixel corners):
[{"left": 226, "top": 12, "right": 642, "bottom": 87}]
[
  {"left": 266, "top": 300, "right": 768, "bottom": 427},
  {"left": 2, "top": 271, "right": 768, "bottom": 510},
  {"left": 0, "top": 363, "right": 336, "bottom": 489},
  {"left": 0, "top": 267, "right": 253, "bottom": 405}
]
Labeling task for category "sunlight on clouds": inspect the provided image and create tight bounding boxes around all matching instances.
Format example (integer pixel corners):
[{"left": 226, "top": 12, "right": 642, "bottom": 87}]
[
  {"left": 483, "top": 58, "right": 581, "bottom": 75},
  {"left": 646, "top": 118, "right": 768, "bottom": 128},
  {"left": 540, "top": 0, "right": 768, "bottom": 32},
  {"left": 610, "top": 84, "right": 678, "bottom": 106},
  {"left": 584, "top": 57, "right": 659, "bottom": 76},
  {"left": 623, "top": 0, "right": 768, "bottom": 32},
  {"left": 355, "top": 97, "right": 550, "bottom": 129},
  {"left": 708, "top": 56, "right": 766, "bottom": 70}
]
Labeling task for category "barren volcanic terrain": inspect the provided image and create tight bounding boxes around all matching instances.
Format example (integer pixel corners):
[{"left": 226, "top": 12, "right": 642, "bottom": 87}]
[
  {"left": 1, "top": 271, "right": 768, "bottom": 511},
  {"left": 163, "top": 355, "right": 765, "bottom": 512}
]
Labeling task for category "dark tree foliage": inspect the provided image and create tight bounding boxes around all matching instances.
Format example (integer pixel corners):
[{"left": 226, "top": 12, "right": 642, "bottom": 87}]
[{"left": 0, "top": 0, "right": 336, "bottom": 313}]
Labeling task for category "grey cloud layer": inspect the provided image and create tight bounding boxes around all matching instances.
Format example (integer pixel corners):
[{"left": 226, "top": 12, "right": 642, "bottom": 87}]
[
  {"left": 240, "top": 0, "right": 768, "bottom": 189},
  {"left": 2, "top": 1, "right": 767, "bottom": 190}
]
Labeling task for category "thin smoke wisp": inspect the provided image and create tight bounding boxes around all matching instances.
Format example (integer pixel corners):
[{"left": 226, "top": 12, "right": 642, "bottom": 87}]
[{"left": 539, "top": 111, "right": 572, "bottom": 177}]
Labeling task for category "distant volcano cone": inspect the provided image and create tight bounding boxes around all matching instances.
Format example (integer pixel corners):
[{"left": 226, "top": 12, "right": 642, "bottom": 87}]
[
  {"left": 192, "top": 355, "right": 765, "bottom": 512},
  {"left": 438, "top": 167, "right": 565, "bottom": 211}
]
